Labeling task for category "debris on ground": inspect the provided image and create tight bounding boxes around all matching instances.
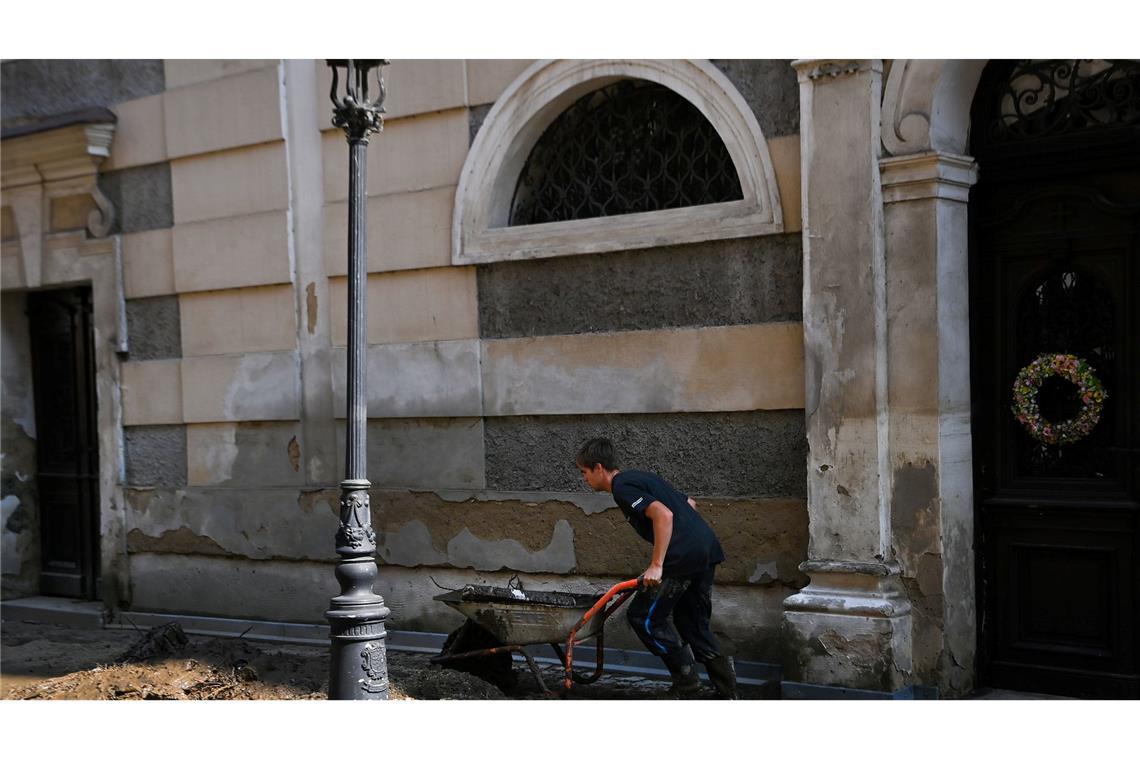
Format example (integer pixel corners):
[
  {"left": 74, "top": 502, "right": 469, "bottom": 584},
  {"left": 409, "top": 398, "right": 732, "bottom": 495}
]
[
  {"left": 1, "top": 620, "right": 750, "bottom": 700},
  {"left": 116, "top": 621, "right": 189, "bottom": 663}
]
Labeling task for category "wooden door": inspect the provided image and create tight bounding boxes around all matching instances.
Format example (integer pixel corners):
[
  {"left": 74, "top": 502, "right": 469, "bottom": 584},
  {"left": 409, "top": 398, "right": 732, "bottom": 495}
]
[
  {"left": 27, "top": 287, "right": 100, "bottom": 599},
  {"left": 970, "top": 60, "right": 1140, "bottom": 698}
]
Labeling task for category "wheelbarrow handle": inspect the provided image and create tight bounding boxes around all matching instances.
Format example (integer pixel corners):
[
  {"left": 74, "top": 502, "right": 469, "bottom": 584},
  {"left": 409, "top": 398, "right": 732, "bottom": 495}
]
[{"left": 566, "top": 578, "right": 641, "bottom": 645}]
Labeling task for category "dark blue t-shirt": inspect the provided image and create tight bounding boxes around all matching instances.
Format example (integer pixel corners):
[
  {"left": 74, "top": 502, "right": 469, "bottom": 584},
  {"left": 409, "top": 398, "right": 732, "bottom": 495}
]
[{"left": 611, "top": 470, "right": 725, "bottom": 577}]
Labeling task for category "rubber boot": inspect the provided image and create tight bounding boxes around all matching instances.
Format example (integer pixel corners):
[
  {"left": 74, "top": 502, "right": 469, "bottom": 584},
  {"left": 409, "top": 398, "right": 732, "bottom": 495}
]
[
  {"left": 662, "top": 647, "right": 702, "bottom": 698},
  {"left": 703, "top": 654, "right": 738, "bottom": 699}
]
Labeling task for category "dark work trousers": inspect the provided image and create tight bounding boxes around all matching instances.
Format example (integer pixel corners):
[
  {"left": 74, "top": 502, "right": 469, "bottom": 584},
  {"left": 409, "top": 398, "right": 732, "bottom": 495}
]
[{"left": 626, "top": 563, "right": 721, "bottom": 663}]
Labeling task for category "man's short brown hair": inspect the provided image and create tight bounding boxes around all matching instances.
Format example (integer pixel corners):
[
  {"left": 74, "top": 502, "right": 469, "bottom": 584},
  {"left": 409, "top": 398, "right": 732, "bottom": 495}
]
[{"left": 575, "top": 437, "right": 618, "bottom": 471}]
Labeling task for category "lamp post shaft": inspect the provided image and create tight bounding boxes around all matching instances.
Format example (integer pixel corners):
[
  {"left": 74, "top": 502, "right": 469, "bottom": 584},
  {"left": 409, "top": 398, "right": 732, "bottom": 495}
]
[
  {"left": 346, "top": 139, "right": 368, "bottom": 481},
  {"left": 326, "top": 59, "right": 390, "bottom": 700}
]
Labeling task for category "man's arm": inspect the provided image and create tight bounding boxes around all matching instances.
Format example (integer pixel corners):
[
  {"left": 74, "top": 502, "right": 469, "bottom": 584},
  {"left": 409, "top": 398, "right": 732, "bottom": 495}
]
[
  {"left": 642, "top": 501, "right": 673, "bottom": 588},
  {"left": 687, "top": 497, "right": 698, "bottom": 511}
]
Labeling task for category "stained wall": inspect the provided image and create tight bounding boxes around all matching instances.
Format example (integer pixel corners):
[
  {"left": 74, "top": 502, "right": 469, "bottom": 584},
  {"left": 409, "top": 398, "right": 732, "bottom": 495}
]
[{"left": 2, "top": 59, "right": 807, "bottom": 662}]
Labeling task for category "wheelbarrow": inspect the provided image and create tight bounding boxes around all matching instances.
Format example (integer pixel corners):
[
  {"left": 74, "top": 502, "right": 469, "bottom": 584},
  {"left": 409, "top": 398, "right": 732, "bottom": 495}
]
[{"left": 430, "top": 577, "right": 642, "bottom": 695}]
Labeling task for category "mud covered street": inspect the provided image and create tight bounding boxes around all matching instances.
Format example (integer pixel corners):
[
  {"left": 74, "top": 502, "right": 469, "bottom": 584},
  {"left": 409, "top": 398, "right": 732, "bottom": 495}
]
[{"left": 1, "top": 620, "right": 757, "bottom": 700}]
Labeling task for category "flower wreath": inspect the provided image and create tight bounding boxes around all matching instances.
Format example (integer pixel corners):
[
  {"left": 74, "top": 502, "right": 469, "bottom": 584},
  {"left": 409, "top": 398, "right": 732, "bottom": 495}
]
[{"left": 1011, "top": 353, "right": 1107, "bottom": 446}]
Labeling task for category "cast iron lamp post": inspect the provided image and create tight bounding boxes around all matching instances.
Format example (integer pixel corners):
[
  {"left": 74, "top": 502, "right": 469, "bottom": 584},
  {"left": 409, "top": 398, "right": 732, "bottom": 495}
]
[{"left": 325, "top": 58, "right": 391, "bottom": 700}]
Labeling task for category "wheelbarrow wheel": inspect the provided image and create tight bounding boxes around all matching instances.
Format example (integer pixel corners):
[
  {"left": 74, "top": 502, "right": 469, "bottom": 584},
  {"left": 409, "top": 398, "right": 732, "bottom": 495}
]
[{"left": 437, "top": 620, "right": 519, "bottom": 693}]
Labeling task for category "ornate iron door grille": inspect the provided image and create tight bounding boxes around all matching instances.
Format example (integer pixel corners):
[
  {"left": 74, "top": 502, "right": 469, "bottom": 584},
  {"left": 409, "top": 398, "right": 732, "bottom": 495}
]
[
  {"left": 509, "top": 79, "right": 743, "bottom": 226},
  {"left": 980, "top": 59, "right": 1140, "bottom": 148}
]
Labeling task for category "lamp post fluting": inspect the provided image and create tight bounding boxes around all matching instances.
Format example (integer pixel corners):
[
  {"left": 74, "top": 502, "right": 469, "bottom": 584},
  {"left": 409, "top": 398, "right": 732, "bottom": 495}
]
[{"left": 325, "top": 58, "right": 391, "bottom": 700}]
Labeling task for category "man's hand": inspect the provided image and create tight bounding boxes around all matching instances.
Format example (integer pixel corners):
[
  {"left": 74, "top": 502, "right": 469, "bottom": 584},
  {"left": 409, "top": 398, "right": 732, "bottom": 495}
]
[
  {"left": 643, "top": 501, "right": 673, "bottom": 590},
  {"left": 642, "top": 562, "right": 664, "bottom": 588}
]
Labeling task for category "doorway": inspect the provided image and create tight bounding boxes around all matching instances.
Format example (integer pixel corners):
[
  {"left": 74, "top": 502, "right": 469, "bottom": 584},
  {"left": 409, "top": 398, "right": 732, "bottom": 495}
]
[
  {"left": 26, "top": 286, "right": 101, "bottom": 599},
  {"left": 969, "top": 60, "right": 1139, "bottom": 698}
]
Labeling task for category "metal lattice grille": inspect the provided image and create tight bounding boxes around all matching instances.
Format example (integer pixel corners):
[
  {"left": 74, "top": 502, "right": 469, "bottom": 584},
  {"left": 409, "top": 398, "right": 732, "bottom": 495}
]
[
  {"left": 982, "top": 59, "right": 1140, "bottom": 148},
  {"left": 509, "top": 79, "right": 743, "bottom": 226}
]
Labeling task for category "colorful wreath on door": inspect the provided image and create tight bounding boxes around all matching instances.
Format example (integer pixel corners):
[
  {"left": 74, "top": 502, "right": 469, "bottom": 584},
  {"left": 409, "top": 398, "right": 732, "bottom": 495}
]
[{"left": 1011, "top": 353, "right": 1107, "bottom": 446}]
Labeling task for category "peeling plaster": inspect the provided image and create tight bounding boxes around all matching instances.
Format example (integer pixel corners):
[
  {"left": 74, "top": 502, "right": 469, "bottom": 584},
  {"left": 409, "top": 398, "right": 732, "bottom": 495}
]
[
  {"left": 297, "top": 489, "right": 336, "bottom": 516},
  {"left": 378, "top": 520, "right": 449, "bottom": 567},
  {"left": 287, "top": 436, "right": 300, "bottom": 472},
  {"left": 12, "top": 409, "right": 36, "bottom": 440},
  {"left": 198, "top": 425, "right": 238, "bottom": 483},
  {"left": 126, "top": 487, "right": 333, "bottom": 560},
  {"left": 189, "top": 422, "right": 304, "bottom": 487},
  {"left": 127, "top": 526, "right": 235, "bottom": 556},
  {"left": 916, "top": 552, "right": 943, "bottom": 598},
  {"left": 305, "top": 282, "right": 317, "bottom": 334},
  {"left": 2, "top": 296, "right": 37, "bottom": 440},
  {"left": 430, "top": 489, "right": 615, "bottom": 515},
  {"left": 1, "top": 494, "right": 23, "bottom": 574},
  {"left": 748, "top": 560, "right": 780, "bottom": 585},
  {"left": 892, "top": 460, "right": 940, "bottom": 567},
  {"left": 818, "top": 630, "right": 884, "bottom": 662},
  {"left": 446, "top": 519, "right": 576, "bottom": 573}
]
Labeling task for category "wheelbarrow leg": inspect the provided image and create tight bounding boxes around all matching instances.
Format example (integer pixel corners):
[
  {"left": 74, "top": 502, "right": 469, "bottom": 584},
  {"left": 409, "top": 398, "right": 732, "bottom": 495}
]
[
  {"left": 552, "top": 633, "right": 609, "bottom": 686},
  {"left": 518, "top": 648, "right": 552, "bottom": 695}
]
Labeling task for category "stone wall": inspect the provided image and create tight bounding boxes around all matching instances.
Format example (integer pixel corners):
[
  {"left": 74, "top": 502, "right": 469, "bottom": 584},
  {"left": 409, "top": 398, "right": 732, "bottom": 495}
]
[{"left": 2, "top": 59, "right": 807, "bottom": 663}]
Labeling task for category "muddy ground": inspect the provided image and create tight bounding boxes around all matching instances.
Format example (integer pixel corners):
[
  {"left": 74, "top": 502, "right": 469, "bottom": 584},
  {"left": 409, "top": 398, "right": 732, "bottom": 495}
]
[{"left": 1, "top": 620, "right": 760, "bottom": 700}]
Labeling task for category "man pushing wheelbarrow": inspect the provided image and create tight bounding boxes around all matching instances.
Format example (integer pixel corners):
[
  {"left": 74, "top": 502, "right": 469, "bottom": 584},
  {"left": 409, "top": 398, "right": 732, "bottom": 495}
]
[{"left": 575, "top": 437, "right": 738, "bottom": 699}]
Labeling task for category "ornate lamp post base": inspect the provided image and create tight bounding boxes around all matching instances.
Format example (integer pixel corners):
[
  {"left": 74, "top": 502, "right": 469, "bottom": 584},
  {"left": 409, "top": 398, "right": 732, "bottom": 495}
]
[{"left": 326, "top": 478, "right": 390, "bottom": 698}]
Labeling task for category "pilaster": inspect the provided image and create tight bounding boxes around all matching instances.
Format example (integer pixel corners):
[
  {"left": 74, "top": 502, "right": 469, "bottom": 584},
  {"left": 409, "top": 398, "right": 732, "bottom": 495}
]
[
  {"left": 783, "top": 58, "right": 915, "bottom": 691},
  {"left": 281, "top": 59, "right": 337, "bottom": 484},
  {"left": 880, "top": 149, "right": 979, "bottom": 696}
]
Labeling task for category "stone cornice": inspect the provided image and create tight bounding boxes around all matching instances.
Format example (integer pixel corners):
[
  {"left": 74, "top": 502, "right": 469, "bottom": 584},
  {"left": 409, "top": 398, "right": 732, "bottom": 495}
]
[
  {"left": 880, "top": 151, "right": 978, "bottom": 203},
  {"left": 792, "top": 59, "right": 882, "bottom": 84},
  {"left": 2, "top": 122, "right": 116, "bottom": 189},
  {"left": 1, "top": 120, "right": 118, "bottom": 281}
]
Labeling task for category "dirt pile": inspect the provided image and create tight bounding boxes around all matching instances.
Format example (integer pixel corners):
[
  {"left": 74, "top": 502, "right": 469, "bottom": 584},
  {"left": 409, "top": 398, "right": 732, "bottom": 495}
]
[{"left": 3, "top": 622, "right": 504, "bottom": 700}]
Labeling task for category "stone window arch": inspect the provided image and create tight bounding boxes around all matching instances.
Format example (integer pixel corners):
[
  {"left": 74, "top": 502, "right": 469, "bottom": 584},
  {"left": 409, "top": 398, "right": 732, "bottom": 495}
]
[{"left": 453, "top": 60, "right": 784, "bottom": 265}]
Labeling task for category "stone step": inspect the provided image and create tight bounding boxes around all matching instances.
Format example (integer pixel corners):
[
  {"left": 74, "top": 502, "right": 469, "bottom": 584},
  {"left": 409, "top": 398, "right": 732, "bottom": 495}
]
[{"left": 1, "top": 595, "right": 107, "bottom": 629}]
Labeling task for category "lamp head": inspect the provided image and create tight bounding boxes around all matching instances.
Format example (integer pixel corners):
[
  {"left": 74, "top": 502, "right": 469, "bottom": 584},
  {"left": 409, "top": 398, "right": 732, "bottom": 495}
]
[{"left": 326, "top": 59, "right": 390, "bottom": 140}]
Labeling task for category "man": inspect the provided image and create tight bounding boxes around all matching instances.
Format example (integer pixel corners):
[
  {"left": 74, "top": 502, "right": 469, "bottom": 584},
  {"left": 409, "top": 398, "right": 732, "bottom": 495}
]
[{"left": 575, "top": 437, "right": 737, "bottom": 699}]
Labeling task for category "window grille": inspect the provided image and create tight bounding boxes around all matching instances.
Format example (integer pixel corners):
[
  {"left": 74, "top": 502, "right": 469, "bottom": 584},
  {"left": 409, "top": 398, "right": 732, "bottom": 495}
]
[{"left": 509, "top": 79, "right": 743, "bottom": 226}]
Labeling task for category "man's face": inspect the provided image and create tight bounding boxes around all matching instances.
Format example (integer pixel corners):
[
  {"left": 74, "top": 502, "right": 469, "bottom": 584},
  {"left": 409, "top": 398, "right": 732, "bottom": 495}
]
[{"left": 578, "top": 463, "right": 606, "bottom": 492}]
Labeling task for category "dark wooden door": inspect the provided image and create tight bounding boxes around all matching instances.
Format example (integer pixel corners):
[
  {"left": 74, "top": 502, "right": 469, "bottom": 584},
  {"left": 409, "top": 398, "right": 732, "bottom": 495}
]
[
  {"left": 27, "top": 287, "right": 101, "bottom": 599},
  {"left": 969, "top": 60, "right": 1140, "bottom": 698}
]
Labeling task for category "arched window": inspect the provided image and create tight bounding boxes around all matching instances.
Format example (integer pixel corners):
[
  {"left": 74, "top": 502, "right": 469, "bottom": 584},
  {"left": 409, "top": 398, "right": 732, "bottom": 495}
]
[
  {"left": 453, "top": 60, "right": 783, "bottom": 265},
  {"left": 509, "top": 79, "right": 743, "bottom": 226}
]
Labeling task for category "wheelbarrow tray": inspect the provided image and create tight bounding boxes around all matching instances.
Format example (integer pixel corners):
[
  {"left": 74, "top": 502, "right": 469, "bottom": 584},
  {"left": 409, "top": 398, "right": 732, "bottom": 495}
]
[{"left": 434, "top": 585, "right": 607, "bottom": 646}]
